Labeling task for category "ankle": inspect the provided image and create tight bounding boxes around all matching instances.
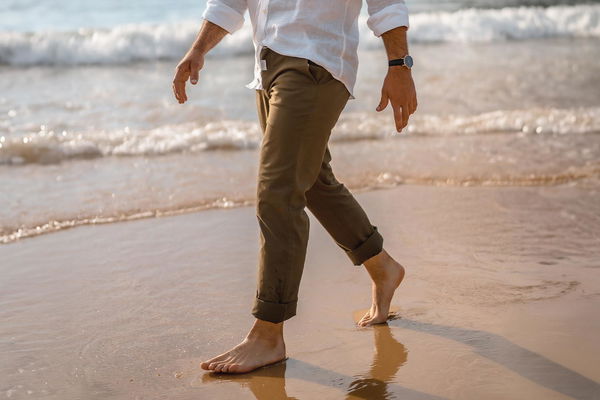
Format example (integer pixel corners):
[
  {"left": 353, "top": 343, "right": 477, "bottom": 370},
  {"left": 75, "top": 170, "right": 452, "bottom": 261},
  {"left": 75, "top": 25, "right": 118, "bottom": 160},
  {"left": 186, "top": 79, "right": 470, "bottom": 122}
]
[
  {"left": 364, "top": 249, "right": 392, "bottom": 274},
  {"left": 247, "top": 319, "right": 284, "bottom": 341}
]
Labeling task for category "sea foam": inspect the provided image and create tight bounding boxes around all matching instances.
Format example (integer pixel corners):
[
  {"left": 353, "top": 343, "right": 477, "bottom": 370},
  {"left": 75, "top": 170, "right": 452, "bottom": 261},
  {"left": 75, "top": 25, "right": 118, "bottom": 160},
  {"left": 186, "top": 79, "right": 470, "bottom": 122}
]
[
  {"left": 0, "top": 5, "right": 598, "bottom": 66},
  {"left": 2, "top": 107, "right": 599, "bottom": 165}
]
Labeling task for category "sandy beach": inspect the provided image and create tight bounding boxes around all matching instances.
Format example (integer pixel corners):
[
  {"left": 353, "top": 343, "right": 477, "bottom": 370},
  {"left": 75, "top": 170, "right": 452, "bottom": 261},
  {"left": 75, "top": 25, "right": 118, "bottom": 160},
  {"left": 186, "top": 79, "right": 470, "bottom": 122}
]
[
  {"left": 2, "top": 1, "right": 600, "bottom": 398},
  {"left": 2, "top": 184, "right": 599, "bottom": 399}
]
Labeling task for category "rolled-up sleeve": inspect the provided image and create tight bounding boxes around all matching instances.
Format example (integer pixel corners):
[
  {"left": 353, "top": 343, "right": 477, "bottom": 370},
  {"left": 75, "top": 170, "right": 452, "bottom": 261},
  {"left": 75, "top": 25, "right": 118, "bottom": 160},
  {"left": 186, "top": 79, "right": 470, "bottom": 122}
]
[
  {"left": 366, "top": 0, "right": 410, "bottom": 37},
  {"left": 201, "top": 0, "right": 247, "bottom": 34}
]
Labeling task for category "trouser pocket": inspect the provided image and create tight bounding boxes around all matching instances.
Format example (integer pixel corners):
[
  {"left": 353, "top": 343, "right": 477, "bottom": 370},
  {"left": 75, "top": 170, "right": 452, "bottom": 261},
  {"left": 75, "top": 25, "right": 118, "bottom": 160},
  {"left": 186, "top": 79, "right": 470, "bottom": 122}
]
[{"left": 306, "top": 59, "right": 331, "bottom": 84}]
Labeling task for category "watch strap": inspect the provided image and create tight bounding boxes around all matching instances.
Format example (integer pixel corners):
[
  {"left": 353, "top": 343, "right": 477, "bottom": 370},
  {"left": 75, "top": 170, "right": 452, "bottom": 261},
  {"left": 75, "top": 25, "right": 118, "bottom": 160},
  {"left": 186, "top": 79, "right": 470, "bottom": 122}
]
[{"left": 388, "top": 58, "right": 406, "bottom": 67}]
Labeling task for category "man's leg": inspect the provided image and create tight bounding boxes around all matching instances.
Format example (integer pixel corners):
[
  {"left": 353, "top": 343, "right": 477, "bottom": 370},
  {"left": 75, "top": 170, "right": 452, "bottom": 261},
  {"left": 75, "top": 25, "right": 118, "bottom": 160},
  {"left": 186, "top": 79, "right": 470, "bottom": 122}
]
[
  {"left": 304, "top": 148, "right": 406, "bottom": 326},
  {"left": 251, "top": 50, "right": 352, "bottom": 322},
  {"left": 306, "top": 145, "right": 384, "bottom": 266},
  {"left": 201, "top": 47, "right": 350, "bottom": 373}
]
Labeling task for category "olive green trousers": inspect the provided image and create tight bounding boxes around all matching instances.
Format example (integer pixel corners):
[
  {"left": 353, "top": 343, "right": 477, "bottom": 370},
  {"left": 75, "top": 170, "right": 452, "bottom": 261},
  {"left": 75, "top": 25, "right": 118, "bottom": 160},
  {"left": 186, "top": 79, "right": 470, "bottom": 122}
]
[{"left": 251, "top": 46, "right": 384, "bottom": 323}]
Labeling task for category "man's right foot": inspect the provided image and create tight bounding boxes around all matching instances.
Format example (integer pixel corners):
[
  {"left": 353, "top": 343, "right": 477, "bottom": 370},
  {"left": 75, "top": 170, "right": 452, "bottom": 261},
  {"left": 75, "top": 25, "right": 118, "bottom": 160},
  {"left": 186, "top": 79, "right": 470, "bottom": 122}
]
[
  {"left": 200, "top": 318, "right": 287, "bottom": 374},
  {"left": 358, "top": 249, "right": 405, "bottom": 327}
]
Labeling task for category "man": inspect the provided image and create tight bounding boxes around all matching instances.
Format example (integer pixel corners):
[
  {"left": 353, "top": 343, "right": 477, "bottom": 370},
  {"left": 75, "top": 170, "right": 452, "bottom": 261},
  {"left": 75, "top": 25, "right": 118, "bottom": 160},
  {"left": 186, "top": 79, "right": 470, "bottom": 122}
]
[{"left": 172, "top": 0, "right": 417, "bottom": 374}]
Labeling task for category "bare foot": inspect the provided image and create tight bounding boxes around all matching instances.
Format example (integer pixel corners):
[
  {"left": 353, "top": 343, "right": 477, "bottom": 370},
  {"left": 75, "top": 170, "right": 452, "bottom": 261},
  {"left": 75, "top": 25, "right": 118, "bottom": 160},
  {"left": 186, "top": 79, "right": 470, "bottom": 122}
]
[
  {"left": 358, "top": 249, "right": 405, "bottom": 327},
  {"left": 200, "top": 318, "right": 287, "bottom": 374}
]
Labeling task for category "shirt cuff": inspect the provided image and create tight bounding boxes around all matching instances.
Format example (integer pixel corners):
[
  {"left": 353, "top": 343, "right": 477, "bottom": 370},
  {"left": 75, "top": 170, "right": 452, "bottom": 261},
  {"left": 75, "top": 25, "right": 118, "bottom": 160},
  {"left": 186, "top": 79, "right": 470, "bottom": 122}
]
[
  {"left": 201, "top": 0, "right": 245, "bottom": 34},
  {"left": 367, "top": 3, "right": 410, "bottom": 37}
]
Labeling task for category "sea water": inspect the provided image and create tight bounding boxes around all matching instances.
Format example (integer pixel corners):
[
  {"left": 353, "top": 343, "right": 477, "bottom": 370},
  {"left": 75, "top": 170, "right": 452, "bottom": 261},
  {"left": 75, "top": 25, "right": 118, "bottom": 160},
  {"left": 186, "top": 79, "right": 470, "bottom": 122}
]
[{"left": 0, "top": 0, "right": 599, "bottom": 242}]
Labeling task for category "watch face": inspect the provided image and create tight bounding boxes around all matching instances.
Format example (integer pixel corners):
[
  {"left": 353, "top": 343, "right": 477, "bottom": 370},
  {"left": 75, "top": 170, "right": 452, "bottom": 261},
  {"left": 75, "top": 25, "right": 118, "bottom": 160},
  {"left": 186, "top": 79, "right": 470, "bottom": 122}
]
[{"left": 404, "top": 55, "right": 413, "bottom": 68}]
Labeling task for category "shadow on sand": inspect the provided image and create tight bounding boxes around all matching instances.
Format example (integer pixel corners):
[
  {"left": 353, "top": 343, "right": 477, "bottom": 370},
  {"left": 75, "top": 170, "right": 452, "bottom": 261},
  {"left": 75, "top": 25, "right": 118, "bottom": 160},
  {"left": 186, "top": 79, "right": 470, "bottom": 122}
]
[
  {"left": 391, "top": 317, "right": 599, "bottom": 400},
  {"left": 198, "top": 317, "right": 599, "bottom": 399}
]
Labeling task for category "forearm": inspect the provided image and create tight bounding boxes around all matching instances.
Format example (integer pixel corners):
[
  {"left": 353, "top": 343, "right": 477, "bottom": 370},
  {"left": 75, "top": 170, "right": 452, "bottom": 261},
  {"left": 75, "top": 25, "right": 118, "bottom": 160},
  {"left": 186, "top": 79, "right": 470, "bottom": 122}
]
[
  {"left": 190, "top": 19, "right": 229, "bottom": 56},
  {"left": 381, "top": 26, "right": 409, "bottom": 60}
]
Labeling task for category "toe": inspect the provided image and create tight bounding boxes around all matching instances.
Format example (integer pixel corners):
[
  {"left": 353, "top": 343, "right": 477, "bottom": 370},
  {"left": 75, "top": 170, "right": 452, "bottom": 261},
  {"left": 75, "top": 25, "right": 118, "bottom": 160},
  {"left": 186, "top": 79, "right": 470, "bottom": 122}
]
[
  {"left": 215, "top": 356, "right": 237, "bottom": 373},
  {"left": 214, "top": 363, "right": 227, "bottom": 373},
  {"left": 222, "top": 363, "right": 234, "bottom": 373},
  {"left": 202, "top": 353, "right": 228, "bottom": 369},
  {"left": 228, "top": 363, "right": 240, "bottom": 373},
  {"left": 365, "top": 314, "right": 387, "bottom": 326},
  {"left": 357, "top": 312, "right": 371, "bottom": 326}
]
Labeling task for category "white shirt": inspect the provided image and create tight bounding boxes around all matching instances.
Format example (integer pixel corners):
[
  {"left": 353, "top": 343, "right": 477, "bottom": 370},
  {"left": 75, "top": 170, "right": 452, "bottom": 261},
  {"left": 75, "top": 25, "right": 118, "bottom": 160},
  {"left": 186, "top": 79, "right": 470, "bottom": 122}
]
[{"left": 201, "top": 0, "right": 409, "bottom": 99}]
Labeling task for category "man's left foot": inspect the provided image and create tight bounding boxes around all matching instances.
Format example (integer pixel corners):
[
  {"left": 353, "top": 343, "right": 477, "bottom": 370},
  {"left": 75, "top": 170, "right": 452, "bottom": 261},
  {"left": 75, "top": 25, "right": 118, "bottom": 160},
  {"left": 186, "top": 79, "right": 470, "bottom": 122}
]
[
  {"left": 358, "top": 249, "right": 405, "bottom": 327},
  {"left": 200, "top": 318, "right": 286, "bottom": 374}
]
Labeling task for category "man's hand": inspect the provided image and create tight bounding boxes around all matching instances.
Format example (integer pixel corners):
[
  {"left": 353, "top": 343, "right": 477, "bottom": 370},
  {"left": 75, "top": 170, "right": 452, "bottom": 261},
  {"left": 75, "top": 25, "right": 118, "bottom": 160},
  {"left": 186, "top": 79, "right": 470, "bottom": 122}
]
[
  {"left": 376, "top": 67, "right": 417, "bottom": 133},
  {"left": 172, "top": 20, "right": 229, "bottom": 104},
  {"left": 379, "top": 26, "right": 417, "bottom": 133},
  {"left": 172, "top": 48, "right": 205, "bottom": 104}
]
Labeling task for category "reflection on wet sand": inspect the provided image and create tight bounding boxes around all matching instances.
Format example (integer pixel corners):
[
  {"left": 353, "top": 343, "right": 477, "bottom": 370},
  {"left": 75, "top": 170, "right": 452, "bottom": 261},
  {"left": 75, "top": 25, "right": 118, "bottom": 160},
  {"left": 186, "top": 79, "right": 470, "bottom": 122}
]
[
  {"left": 200, "top": 323, "right": 446, "bottom": 400},
  {"left": 345, "top": 322, "right": 408, "bottom": 399},
  {"left": 199, "top": 317, "right": 600, "bottom": 399}
]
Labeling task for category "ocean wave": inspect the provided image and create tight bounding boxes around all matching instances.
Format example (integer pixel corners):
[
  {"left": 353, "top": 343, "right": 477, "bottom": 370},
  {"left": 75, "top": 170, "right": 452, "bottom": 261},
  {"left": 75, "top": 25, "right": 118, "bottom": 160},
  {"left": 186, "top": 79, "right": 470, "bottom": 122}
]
[
  {"left": 404, "top": 3, "right": 600, "bottom": 43},
  {"left": 1, "top": 5, "right": 599, "bottom": 66},
  {"left": 1, "top": 107, "right": 598, "bottom": 165}
]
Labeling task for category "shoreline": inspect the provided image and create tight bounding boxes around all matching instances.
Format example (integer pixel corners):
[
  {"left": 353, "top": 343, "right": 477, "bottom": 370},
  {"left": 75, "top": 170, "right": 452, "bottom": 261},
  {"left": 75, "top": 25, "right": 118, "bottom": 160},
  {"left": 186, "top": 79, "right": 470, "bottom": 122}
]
[
  {"left": 3, "top": 170, "right": 599, "bottom": 245},
  {"left": 2, "top": 184, "right": 599, "bottom": 399}
]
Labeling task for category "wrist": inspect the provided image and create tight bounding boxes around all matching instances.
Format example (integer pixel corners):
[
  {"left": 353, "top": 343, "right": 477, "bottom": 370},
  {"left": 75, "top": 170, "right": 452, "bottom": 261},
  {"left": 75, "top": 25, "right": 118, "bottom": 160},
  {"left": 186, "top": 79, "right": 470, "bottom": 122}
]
[
  {"left": 191, "top": 43, "right": 208, "bottom": 56},
  {"left": 387, "top": 67, "right": 412, "bottom": 76},
  {"left": 190, "top": 50, "right": 207, "bottom": 60},
  {"left": 388, "top": 54, "right": 413, "bottom": 70}
]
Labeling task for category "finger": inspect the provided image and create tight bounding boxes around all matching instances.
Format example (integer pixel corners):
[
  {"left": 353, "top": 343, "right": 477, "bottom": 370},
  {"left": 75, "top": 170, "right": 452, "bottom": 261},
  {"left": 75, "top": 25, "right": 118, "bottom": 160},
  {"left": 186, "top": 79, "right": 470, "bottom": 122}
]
[
  {"left": 190, "top": 62, "right": 200, "bottom": 85},
  {"left": 173, "top": 65, "right": 190, "bottom": 103},
  {"left": 172, "top": 74, "right": 182, "bottom": 103},
  {"left": 392, "top": 103, "right": 403, "bottom": 132},
  {"left": 411, "top": 96, "right": 418, "bottom": 114},
  {"left": 402, "top": 103, "right": 410, "bottom": 127},
  {"left": 406, "top": 99, "right": 414, "bottom": 115},
  {"left": 179, "top": 81, "right": 188, "bottom": 102},
  {"left": 172, "top": 82, "right": 179, "bottom": 102},
  {"left": 174, "top": 80, "right": 187, "bottom": 103},
  {"left": 173, "top": 81, "right": 182, "bottom": 103},
  {"left": 376, "top": 91, "right": 389, "bottom": 112},
  {"left": 172, "top": 81, "right": 183, "bottom": 103}
]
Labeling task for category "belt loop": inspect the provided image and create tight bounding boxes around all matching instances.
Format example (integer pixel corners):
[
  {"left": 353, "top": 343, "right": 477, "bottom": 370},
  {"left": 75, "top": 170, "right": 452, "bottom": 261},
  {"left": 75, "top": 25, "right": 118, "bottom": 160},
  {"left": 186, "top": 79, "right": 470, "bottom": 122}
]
[{"left": 259, "top": 46, "right": 269, "bottom": 71}]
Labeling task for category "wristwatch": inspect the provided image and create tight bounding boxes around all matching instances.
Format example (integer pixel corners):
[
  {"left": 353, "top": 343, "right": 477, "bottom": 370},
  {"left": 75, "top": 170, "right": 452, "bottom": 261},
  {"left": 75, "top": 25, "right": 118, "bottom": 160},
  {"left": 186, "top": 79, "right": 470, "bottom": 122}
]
[{"left": 388, "top": 55, "right": 413, "bottom": 69}]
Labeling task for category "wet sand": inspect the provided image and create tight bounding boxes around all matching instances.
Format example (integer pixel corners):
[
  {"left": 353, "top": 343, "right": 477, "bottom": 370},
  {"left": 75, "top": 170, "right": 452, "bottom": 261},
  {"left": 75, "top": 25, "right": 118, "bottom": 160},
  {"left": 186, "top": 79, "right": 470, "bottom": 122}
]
[{"left": 1, "top": 184, "right": 599, "bottom": 399}]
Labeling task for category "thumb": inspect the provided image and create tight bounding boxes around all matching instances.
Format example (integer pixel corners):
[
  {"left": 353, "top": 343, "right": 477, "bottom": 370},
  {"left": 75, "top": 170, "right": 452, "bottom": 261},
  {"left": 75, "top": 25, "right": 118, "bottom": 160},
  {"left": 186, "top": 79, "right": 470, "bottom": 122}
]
[
  {"left": 190, "top": 62, "right": 200, "bottom": 85},
  {"left": 376, "top": 92, "right": 389, "bottom": 112}
]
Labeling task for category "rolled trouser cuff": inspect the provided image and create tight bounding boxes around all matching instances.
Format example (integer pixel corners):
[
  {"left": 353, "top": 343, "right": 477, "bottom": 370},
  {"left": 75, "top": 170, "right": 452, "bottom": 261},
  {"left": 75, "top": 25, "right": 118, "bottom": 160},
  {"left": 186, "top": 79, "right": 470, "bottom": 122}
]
[
  {"left": 252, "top": 296, "right": 297, "bottom": 323},
  {"left": 346, "top": 225, "right": 384, "bottom": 266}
]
